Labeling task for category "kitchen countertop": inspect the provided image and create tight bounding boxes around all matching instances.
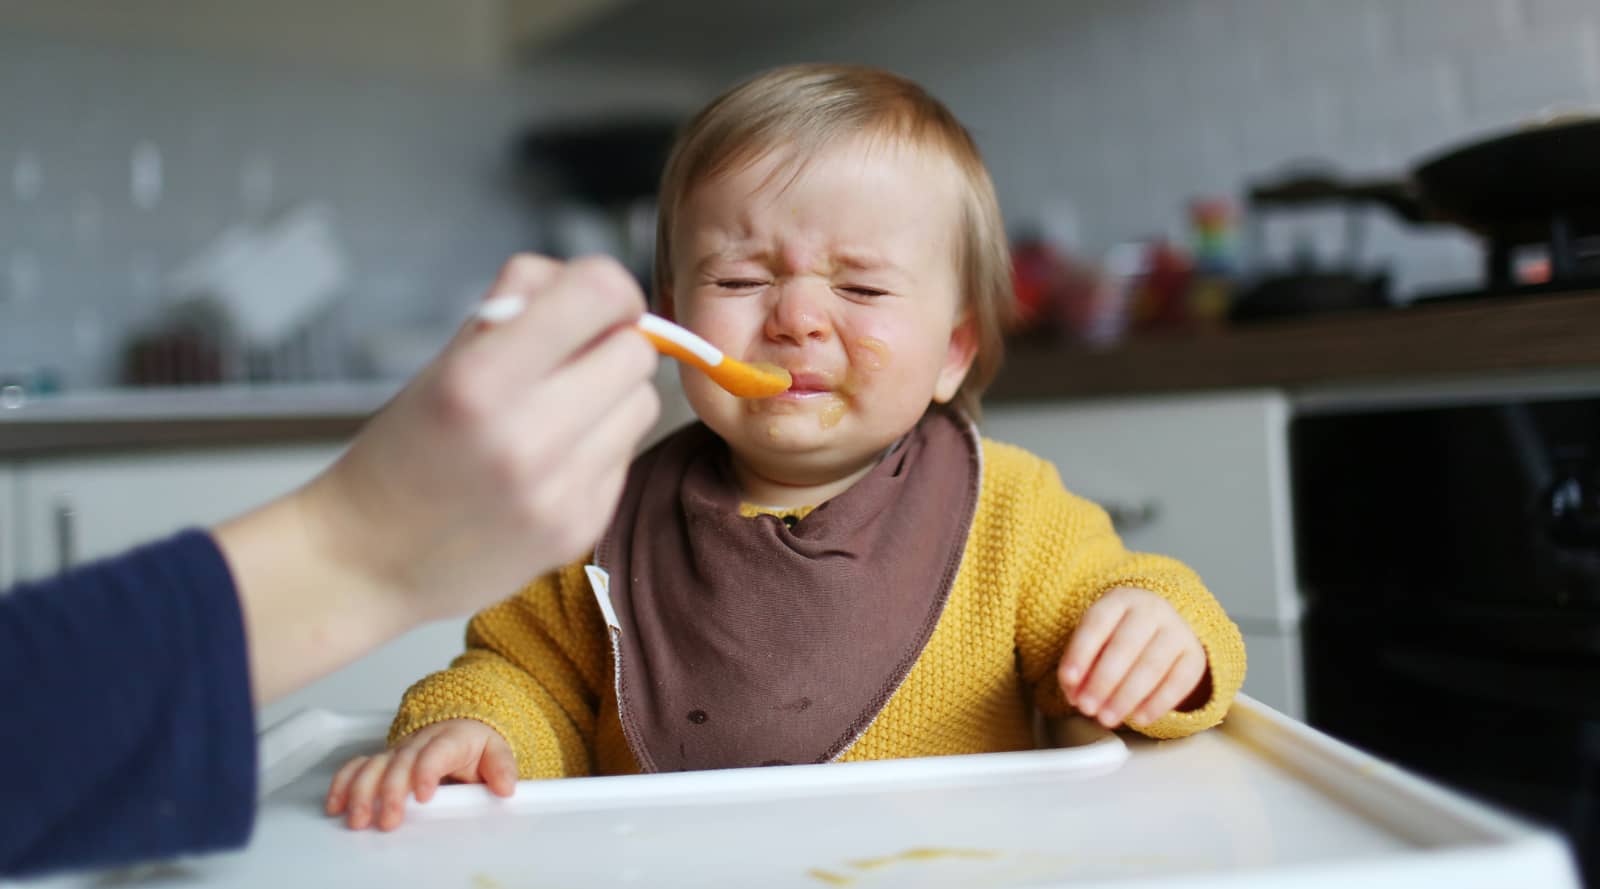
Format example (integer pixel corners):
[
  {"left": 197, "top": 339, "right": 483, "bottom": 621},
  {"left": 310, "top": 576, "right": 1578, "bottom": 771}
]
[
  {"left": 989, "top": 289, "right": 1600, "bottom": 402},
  {"left": 0, "top": 382, "right": 396, "bottom": 457}
]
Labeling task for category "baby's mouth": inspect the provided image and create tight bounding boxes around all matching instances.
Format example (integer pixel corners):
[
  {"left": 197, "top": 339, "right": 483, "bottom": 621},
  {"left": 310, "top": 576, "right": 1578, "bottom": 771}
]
[{"left": 777, "top": 371, "right": 835, "bottom": 396}]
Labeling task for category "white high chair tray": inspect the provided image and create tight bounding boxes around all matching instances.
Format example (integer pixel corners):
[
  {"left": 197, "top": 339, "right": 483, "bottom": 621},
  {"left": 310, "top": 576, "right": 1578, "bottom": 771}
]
[{"left": 21, "top": 697, "right": 1580, "bottom": 888}]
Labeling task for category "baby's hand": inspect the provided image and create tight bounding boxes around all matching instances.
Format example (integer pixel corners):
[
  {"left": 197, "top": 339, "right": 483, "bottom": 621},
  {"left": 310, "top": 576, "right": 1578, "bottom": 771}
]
[
  {"left": 1057, "top": 587, "right": 1208, "bottom": 729},
  {"left": 324, "top": 718, "right": 516, "bottom": 831}
]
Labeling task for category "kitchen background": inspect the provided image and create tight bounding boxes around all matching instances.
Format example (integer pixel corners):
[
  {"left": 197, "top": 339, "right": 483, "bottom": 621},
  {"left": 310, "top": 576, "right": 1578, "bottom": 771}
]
[
  {"left": 0, "top": 0, "right": 706, "bottom": 391},
  {"left": 5, "top": 3, "right": 1600, "bottom": 882},
  {"left": 3, "top": 0, "right": 1598, "bottom": 392}
]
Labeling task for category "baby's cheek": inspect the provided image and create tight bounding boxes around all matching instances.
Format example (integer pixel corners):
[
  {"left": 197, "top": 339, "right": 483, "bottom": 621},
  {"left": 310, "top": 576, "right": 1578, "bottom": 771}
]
[
  {"left": 841, "top": 331, "right": 901, "bottom": 392},
  {"left": 852, "top": 335, "right": 892, "bottom": 372},
  {"left": 679, "top": 365, "right": 734, "bottom": 423}
]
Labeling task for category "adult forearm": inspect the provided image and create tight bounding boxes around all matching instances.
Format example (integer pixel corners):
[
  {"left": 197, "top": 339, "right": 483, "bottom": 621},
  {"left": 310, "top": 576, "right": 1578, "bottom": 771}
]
[{"left": 213, "top": 480, "right": 408, "bottom": 707}]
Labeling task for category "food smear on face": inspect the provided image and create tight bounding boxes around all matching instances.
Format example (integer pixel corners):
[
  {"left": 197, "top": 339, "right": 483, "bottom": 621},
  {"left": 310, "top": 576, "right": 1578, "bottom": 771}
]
[
  {"left": 855, "top": 337, "right": 890, "bottom": 371},
  {"left": 806, "top": 869, "right": 855, "bottom": 886},
  {"left": 818, "top": 395, "right": 848, "bottom": 429}
]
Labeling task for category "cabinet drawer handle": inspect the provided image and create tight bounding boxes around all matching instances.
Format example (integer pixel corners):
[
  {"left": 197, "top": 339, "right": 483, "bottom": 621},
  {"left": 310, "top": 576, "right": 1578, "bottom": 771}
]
[
  {"left": 1105, "top": 500, "right": 1160, "bottom": 533},
  {"left": 54, "top": 497, "right": 76, "bottom": 574}
]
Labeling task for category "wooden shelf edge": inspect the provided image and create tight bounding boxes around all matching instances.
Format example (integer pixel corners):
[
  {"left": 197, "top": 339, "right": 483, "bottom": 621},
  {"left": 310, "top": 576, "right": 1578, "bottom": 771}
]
[{"left": 986, "top": 290, "right": 1600, "bottom": 402}]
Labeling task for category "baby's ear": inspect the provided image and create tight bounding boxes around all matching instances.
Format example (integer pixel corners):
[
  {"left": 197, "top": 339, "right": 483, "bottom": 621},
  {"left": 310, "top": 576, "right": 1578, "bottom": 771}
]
[{"left": 933, "top": 314, "right": 979, "bottom": 404}]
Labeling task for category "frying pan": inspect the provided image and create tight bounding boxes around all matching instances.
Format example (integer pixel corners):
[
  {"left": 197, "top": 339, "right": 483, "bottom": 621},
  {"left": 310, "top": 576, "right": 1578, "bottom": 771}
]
[
  {"left": 1414, "top": 115, "right": 1600, "bottom": 231},
  {"left": 1249, "top": 112, "right": 1600, "bottom": 292},
  {"left": 1251, "top": 113, "right": 1600, "bottom": 231}
]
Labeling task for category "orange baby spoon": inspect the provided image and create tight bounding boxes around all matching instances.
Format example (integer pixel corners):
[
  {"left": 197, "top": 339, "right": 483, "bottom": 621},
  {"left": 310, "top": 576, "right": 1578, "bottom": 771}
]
[
  {"left": 634, "top": 313, "right": 792, "bottom": 399},
  {"left": 475, "top": 297, "right": 792, "bottom": 399}
]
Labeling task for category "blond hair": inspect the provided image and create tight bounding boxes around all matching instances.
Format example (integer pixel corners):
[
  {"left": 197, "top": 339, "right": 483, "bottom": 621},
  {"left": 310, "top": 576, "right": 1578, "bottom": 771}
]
[{"left": 654, "top": 63, "right": 1012, "bottom": 419}]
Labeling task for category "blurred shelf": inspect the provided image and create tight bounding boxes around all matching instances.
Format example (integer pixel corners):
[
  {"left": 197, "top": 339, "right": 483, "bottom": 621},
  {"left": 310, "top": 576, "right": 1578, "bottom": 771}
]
[
  {"left": 0, "top": 382, "right": 393, "bottom": 457},
  {"left": 988, "top": 290, "right": 1600, "bottom": 402}
]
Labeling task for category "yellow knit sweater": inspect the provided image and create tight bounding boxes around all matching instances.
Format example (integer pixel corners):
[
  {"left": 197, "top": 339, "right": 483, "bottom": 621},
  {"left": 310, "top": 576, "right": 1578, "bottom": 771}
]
[{"left": 389, "top": 438, "right": 1247, "bottom": 777}]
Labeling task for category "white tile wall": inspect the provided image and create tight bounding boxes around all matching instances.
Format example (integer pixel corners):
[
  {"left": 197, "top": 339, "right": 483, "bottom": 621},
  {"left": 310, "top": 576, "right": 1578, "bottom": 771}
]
[
  {"left": 1388, "top": 0, "right": 1522, "bottom": 59},
  {"left": 1460, "top": 25, "right": 1600, "bottom": 129},
  {"left": 1333, "top": 61, "right": 1466, "bottom": 168},
  {"left": 1521, "top": 0, "right": 1600, "bottom": 32},
  {"left": 1235, "top": 88, "right": 1342, "bottom": 180},
  {"left": 0, "top": 33, "right": 709, "bottom": 388},
  {"left": 719, "top": 0, "right": 1600, "bottom": 299},
  {"left": 1230, "top": 0, "right": 1386, "bottom": 86}
]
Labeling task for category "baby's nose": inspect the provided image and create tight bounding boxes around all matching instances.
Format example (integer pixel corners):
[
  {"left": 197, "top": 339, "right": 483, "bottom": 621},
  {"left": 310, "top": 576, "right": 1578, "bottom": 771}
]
[{"left": 765, "top": 282, "right": 834, "bottom": 344}]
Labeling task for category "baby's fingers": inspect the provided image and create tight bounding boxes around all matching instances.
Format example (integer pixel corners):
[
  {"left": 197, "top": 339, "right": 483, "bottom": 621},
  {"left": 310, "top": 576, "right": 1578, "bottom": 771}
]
[
  {"left": 480, "top": 734, "right": 519, "bottom": 798},
  {"left": 376, "top": 745, "right": 424, "bottom": 831},
  {"left": 1074, "top": 616, "right": 1157, "bottom": 721},
  {"left": 1099, "top": 631, "right": 1185, "bottom": 728},
  {"left": 1132, "top": 648, "right": 1209, "bottom": 725},
  {"left": 344, "top": 754, "right": 393, "bottom": 830},
  {"left": 325, "top": 755, "right": 370, "bottom": 816},
  {"left": 1058, "top": 596, "right": 1130, "bottom": 696},
  {"left": 413, "top": 732, "right": 476, "bottom": 804}
]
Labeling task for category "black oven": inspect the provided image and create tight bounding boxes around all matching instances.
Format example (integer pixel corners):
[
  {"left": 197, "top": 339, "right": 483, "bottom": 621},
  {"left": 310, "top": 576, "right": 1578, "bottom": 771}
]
[{"left": 1293, "top": 394, "right": 1599, "bottom": 885}]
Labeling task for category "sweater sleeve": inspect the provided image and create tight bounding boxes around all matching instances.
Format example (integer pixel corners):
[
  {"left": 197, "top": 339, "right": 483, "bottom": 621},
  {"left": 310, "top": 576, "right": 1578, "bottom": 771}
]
[
  {"left": 0, "top": 529, "right": 256, "bottom": 877},
  {"left": 387, "top": 558, "right": 611, "bottom": 779},
  {"left": 1012, "top": 459, "right": 1247, "bottom": 740}
]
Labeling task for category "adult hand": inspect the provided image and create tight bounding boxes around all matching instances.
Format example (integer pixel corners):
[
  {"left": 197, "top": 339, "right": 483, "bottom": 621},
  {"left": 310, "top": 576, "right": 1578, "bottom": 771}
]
[{"left": 218, "top": 254, "right": 659, "bottom": 705}]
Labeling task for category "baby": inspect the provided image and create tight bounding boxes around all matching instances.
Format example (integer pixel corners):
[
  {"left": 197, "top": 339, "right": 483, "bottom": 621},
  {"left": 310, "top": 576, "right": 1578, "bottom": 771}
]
[{"left": 327, "top": 63, "right": 1246, "bottom": 831}]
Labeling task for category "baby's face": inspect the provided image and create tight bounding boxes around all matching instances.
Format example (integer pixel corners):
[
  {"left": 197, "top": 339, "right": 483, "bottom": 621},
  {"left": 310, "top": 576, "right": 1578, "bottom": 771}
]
[{"left": 670, "top": 137, "right": 975, "bottom": 493}]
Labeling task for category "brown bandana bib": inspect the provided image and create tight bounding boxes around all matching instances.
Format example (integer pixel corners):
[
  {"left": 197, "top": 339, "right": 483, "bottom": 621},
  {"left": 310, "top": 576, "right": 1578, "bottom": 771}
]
[{"left": 593, "top": 408, "right": 982, "bottom": 772}]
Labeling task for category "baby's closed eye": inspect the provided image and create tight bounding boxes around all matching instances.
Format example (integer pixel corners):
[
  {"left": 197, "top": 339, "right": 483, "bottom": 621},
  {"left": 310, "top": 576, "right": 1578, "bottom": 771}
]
[{"left": 839, "top": 285, "right": 888, "bottom": 298}]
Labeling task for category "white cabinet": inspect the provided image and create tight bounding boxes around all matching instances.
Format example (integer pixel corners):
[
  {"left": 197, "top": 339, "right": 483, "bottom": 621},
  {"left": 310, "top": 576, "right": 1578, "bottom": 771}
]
[
  {"left": 12, "top": 444, "right": 346, "bottom": 583},
  {"left": 982, "top": 390, "right": 1304, "bottom": 716},
  {"left": 5, "top": 439, "right": 470, "bottom": 724},
  {"left": 1239, "top": 630, "right": 1303, "bottom": 719}
]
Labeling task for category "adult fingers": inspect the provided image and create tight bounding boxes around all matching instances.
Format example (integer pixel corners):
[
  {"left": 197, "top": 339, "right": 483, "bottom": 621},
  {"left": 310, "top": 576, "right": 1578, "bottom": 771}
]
[
  {"left": 467, "top": 255, "right": 646, "bottom": 390},
  {"left": 567, "top": 371, "right": 661, "bottom": 475},
  {"left": 450, "top": 253, "right": 565, "bottom": 344},
  {"left": 489, "top": 327, "right": 656, "bottom": 515},
  {"left": 515, "top": 324, "right": 658, "bottom": 456},
  {"left": 483, "top": 253, "right": 564, "bottom": 306},
  {"left": 527, "top": 380, "right": 660, "bottom": 553}
]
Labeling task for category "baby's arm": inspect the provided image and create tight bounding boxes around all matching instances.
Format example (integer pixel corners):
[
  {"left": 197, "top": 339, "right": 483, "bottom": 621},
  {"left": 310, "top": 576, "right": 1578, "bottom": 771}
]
[
  {"left": 388, "top": 558, "right": 612, "bottom": 778},
  {"left": 324, "top": 559, "right": 610, "bottom": 829},
  {"left": 1014, "top": 462, "right": 1245, "bottom": 740}
]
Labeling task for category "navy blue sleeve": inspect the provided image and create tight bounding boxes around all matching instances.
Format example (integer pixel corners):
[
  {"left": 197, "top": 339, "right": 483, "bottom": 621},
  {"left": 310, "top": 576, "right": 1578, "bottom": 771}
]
[{"left": 0, "top": 529, "right": 257, "bottom": 877}]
